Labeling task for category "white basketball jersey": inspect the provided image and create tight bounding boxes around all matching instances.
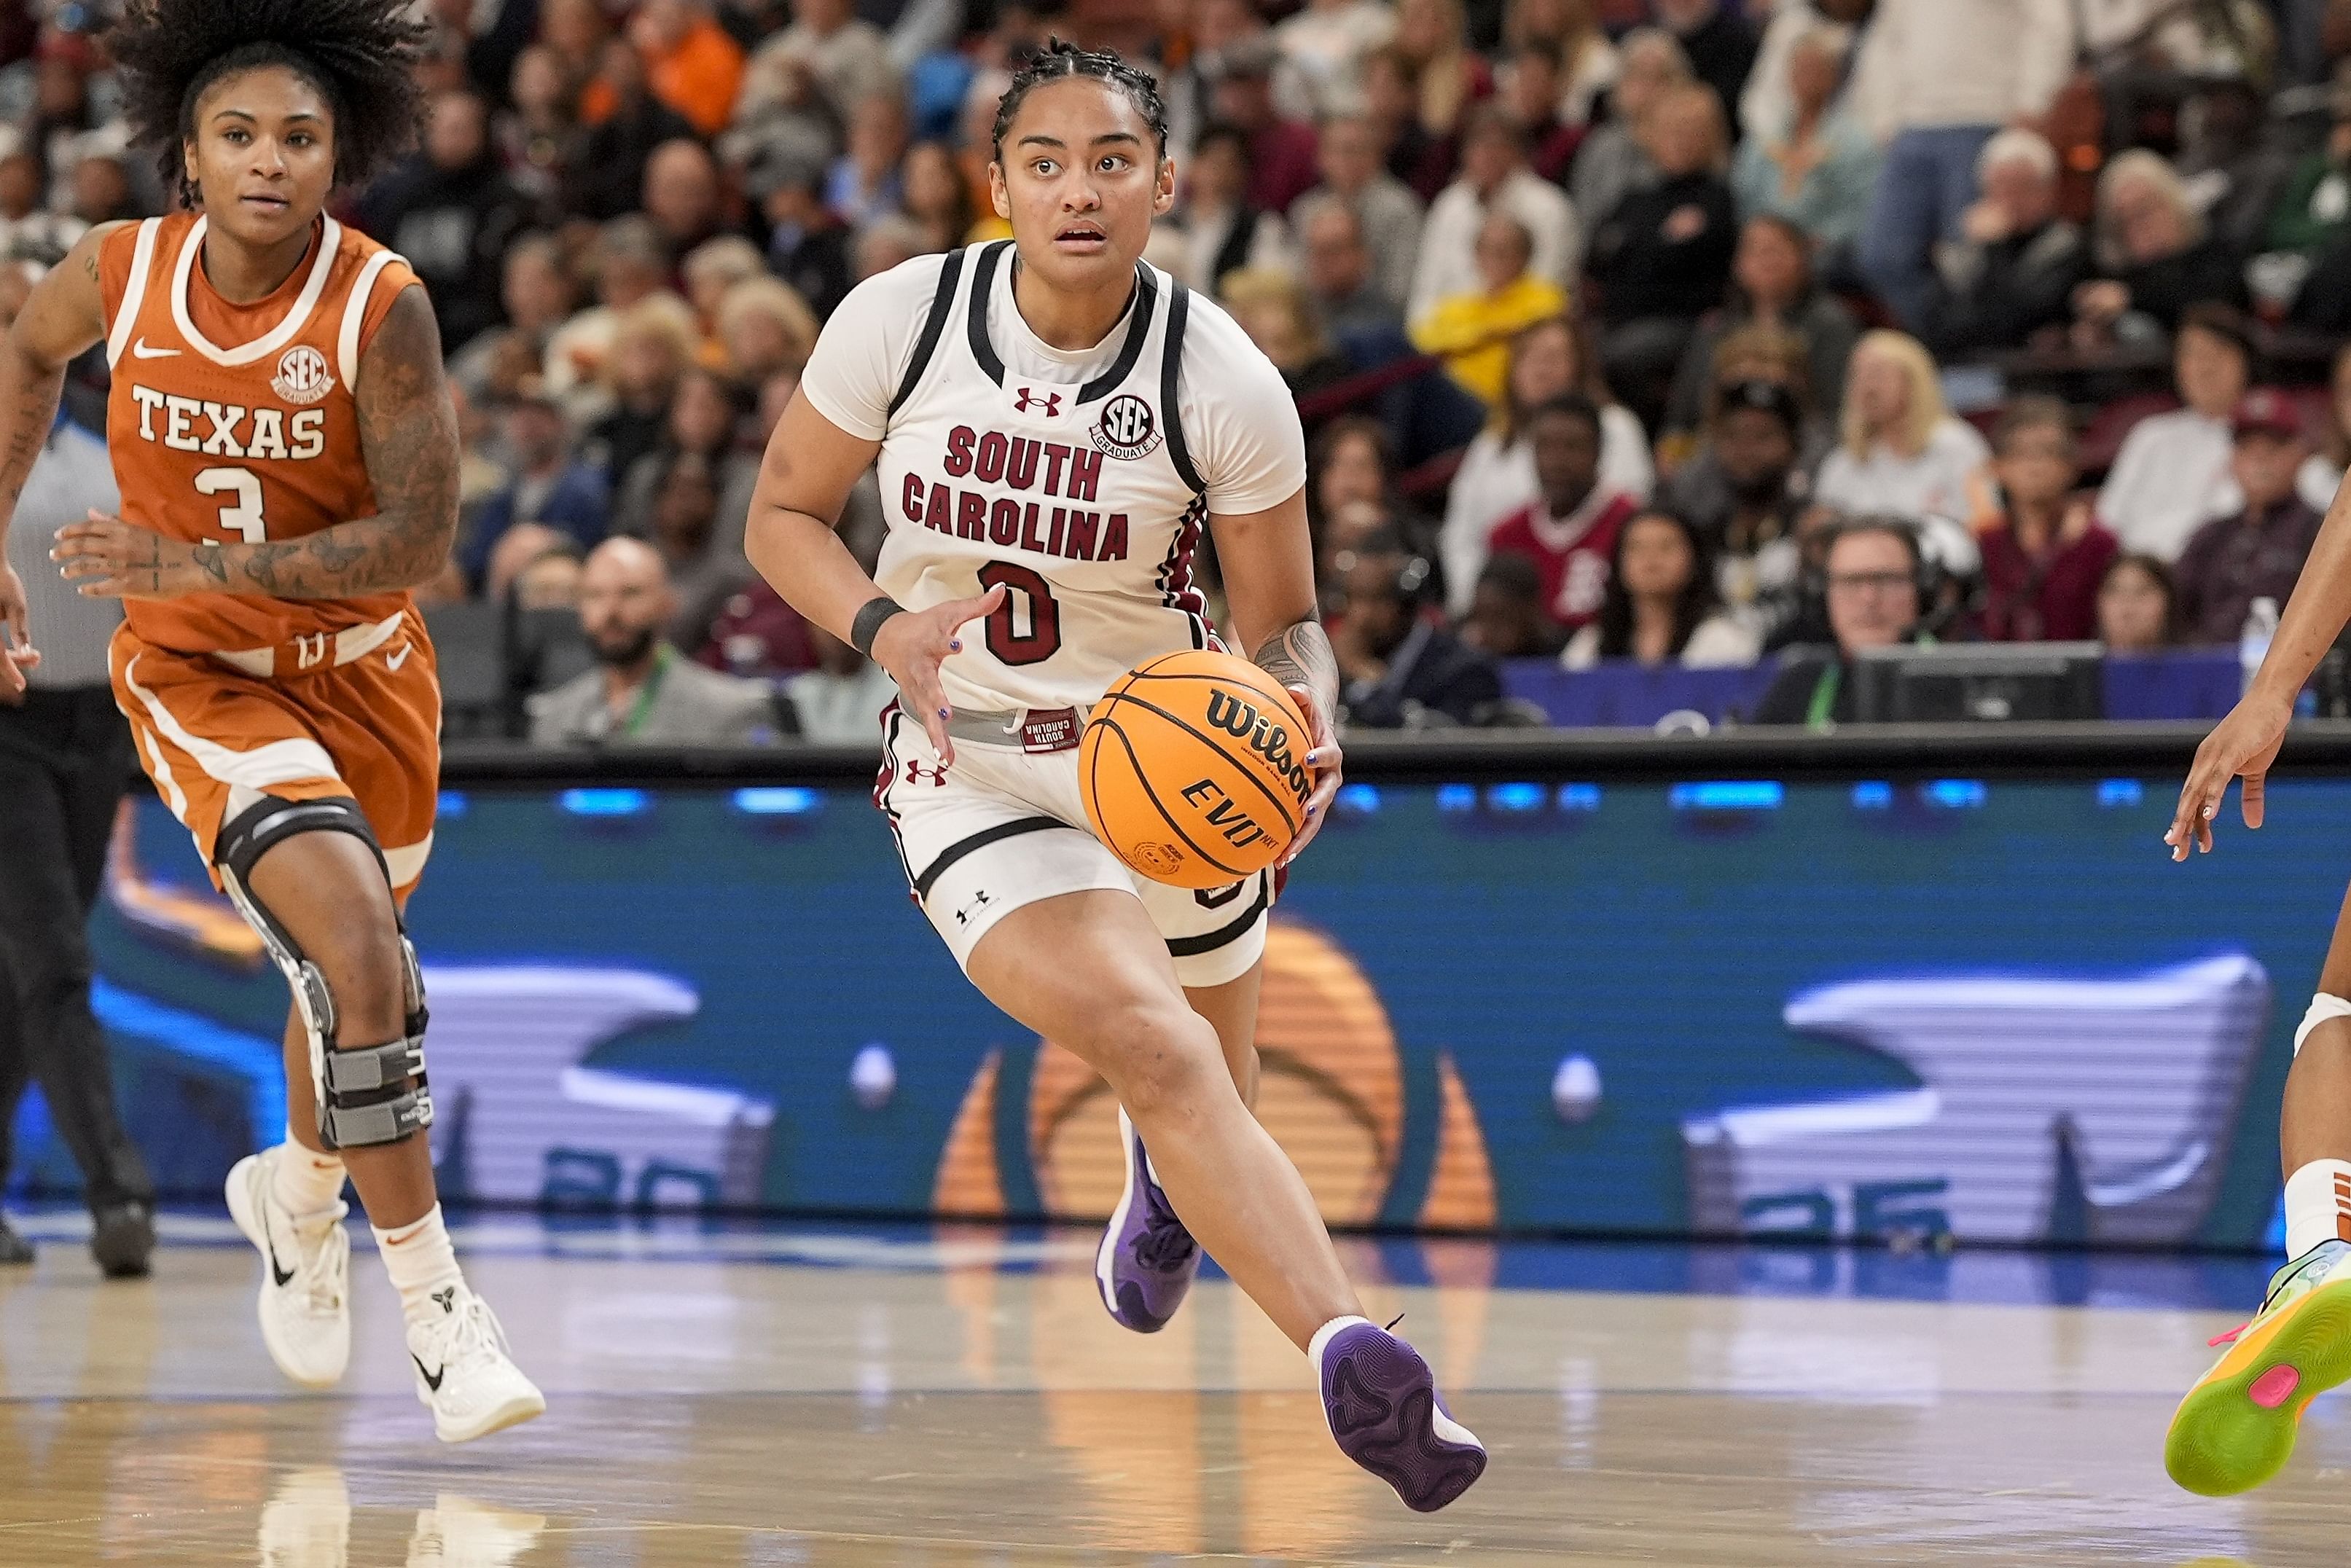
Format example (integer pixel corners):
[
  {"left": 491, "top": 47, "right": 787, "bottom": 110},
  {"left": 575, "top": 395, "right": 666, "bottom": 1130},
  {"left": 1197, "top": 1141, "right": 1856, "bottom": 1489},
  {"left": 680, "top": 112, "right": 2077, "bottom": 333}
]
[{"left": 872, "top": 240, "right": 1218, "bottom": 717}]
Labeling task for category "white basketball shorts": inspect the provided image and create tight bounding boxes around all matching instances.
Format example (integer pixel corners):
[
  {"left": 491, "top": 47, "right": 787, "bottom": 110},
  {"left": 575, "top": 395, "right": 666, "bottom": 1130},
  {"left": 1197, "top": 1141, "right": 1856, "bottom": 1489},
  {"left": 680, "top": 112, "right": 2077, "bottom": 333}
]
[{"left": 873, "top": 702, "right": 1270, "bottom": 987}]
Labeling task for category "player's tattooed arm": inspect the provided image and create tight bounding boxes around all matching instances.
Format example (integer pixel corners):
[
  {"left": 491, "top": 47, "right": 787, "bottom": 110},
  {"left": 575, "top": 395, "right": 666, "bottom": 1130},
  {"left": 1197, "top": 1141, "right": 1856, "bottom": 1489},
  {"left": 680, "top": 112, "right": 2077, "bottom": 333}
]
[
  {"left": 222, "top": 286, "right": 458, "bottom": 597},
  {"left": 1253, "top": 618, "right": 1339, "bottom": 723}
]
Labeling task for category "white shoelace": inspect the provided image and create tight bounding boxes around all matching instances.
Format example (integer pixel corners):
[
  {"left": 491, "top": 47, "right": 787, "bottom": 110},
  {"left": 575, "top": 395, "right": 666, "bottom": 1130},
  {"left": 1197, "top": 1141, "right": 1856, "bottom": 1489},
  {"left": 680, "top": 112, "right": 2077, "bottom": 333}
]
[
  {"left": 287, "top": 1212, "right": 349, "bottom": 1316},
  {"left": 418, "top": 1291, "right": 514, "bottom": 1382}
]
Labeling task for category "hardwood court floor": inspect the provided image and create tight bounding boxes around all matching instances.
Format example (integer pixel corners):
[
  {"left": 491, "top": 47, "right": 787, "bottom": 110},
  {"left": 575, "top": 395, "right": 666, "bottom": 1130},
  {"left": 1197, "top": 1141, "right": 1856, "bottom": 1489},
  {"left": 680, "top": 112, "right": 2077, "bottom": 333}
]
[{"left": 1, "top": 1217, "right": 2347, "bottom": 1566}]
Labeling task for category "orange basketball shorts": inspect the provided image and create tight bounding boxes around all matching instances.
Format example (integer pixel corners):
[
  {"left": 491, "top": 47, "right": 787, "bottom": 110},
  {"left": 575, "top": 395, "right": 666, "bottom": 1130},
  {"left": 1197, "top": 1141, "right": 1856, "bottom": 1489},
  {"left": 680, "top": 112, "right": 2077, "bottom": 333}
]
[{"left": 108, "top": 606, "right": 442, "bottom": 896}]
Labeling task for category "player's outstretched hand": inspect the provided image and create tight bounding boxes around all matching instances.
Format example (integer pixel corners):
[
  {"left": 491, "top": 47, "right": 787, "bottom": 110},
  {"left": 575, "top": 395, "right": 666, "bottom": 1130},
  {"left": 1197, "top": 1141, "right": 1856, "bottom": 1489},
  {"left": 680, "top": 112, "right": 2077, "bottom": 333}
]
[
  {"left": 51, "top": 510, "right": 214, "bottom": 600},
  {"left": 2167, "top": 689, "right": 2293, "bottom": 861},
  {"left": 872, "top": 584, "right": 1006, "bottom": 764},
  {"left": 0, "top": 559, "right": 39, "bottom": 698},
  {"left": 1278, "top": 683, "right": 1342, "bottom": 869}
]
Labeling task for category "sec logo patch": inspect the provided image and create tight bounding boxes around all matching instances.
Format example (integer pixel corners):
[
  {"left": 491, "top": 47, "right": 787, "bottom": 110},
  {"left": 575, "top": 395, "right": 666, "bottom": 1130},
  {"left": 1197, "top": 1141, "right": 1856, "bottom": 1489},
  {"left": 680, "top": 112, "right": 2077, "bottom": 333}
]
[
  {"left": 272, "top": 345, "right": 335, "bottom": 406},
  {"left": 1090, "top": 393, "right": 1162, "bottom": 460}
]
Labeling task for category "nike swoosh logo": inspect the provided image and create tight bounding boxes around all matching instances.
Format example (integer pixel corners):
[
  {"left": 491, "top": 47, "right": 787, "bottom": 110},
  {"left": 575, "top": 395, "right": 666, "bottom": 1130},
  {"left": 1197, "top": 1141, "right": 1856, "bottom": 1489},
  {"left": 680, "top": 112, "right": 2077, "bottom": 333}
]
[
  {"left": 265, "top": 1231, "right": 295, "bottom": 1289},
  {"left": 130, "top": 338, "right": 179, "bottom": 359},
  {"left": 412, "top": 1353, "right": 445, "bottom": 1392},
  {"left": 386, "top": 642, "right": 412, "bottom": 671}
]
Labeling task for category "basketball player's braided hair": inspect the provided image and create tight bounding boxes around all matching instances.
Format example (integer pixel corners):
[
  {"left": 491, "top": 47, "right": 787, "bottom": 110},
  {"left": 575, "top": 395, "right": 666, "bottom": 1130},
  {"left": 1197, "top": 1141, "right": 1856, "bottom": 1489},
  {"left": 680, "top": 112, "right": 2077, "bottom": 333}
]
[
  {"left": 109, "top": 0, "right": 431, "bottom": 208},
  {"left": 990, "top": 39, "right": 1170, "bottom": 160}
]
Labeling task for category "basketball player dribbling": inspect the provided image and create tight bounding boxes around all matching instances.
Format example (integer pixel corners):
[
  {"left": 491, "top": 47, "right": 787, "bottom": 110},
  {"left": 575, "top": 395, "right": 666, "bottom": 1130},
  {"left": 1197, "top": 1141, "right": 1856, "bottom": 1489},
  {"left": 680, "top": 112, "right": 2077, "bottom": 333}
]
[
  {"left": 0, "top": 0, "right": 539, "bottom": 1440},
  {"left": 2166, "top": 506, "right": 2351, "bottom": 1493},
  {"left": 745, "top": 42, "right": 1484, "bottom": 1511}
]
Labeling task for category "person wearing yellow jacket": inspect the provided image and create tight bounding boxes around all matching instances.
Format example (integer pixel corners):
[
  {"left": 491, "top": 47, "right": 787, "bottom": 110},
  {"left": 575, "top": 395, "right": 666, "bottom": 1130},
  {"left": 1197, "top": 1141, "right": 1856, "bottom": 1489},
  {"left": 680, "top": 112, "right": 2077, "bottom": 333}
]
[{"left": 1407, "top": 210, "right": 1567, "bottom": 410}]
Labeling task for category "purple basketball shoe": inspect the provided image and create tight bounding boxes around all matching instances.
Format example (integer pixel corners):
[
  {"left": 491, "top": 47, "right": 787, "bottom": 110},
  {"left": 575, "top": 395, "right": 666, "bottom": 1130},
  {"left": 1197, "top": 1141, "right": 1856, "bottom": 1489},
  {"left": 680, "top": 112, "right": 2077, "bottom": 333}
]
[
  {"left": 1095, "top": 1110, "right": 1200, "bottom": 1333},
  {"left": 1313, "top": 1317, "right": 1487, "bottom": 1512}
]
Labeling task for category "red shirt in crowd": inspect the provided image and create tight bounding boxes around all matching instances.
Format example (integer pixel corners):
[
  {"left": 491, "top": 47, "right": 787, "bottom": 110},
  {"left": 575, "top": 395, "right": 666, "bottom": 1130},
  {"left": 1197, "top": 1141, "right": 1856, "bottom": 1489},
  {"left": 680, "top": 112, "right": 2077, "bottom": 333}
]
[
  {"left": 1971, "top": 506, "right": 2119, "bottom": 642},
  {"left": 1248, "top": 119, "right": 1326, "bottom": 215},
  {"left": 1486, "top": 490, "right": 1639, "bottom": 632}
]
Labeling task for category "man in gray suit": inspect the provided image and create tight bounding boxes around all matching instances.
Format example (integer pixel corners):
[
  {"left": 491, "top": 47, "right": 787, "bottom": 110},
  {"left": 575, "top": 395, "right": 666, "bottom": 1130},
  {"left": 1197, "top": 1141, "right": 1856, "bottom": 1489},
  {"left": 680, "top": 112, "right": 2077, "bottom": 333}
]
[{"left": 528, "top": 538, "right": 787, "bottom": 748}]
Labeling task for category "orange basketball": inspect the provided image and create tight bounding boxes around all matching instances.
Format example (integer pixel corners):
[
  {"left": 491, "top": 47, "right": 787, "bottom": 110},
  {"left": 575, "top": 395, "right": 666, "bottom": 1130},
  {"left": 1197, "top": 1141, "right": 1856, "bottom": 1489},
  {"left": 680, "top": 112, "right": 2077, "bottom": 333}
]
[{"left": 1080, "top": 651, "right": 1316, "bottom": 889}]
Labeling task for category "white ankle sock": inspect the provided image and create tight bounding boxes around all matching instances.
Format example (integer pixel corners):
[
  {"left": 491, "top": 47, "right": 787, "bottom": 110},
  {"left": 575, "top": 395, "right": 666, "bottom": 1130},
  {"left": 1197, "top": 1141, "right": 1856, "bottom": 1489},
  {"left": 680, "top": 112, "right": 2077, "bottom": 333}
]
[
  {"left": 2284, "top": 1159, "right": 2351, "bottom": 1260},
  {"left": 272, "top": 1132, "right": 347, "bottom": 1217},
  {"left": 373, "top": 1205, "right": 466, "bottom": 1323},
  {"left": 1307, "top": 1314, "right": 1375, "bottom": 1377}
]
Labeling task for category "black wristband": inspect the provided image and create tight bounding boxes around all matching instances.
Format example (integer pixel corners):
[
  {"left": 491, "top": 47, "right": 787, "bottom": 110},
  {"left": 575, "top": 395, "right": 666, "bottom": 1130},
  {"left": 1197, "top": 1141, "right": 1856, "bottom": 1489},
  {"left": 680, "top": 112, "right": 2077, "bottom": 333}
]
[{"left": 850, "top": 595, "right": 904, "bottom": 658}]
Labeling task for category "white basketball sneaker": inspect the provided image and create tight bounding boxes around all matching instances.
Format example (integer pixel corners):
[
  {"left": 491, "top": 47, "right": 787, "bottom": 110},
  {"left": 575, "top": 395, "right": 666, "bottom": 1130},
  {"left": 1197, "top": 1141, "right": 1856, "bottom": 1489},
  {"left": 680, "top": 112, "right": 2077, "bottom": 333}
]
[
  {"left": 225, "top": 1148, "right": 351, "bottom": 1389},
  {"left": 405, "top": 1284, "right": 546, "bottom": 1443},
  {"left": 405, "top": 1494, "right": 547, "bottom": 1567}
]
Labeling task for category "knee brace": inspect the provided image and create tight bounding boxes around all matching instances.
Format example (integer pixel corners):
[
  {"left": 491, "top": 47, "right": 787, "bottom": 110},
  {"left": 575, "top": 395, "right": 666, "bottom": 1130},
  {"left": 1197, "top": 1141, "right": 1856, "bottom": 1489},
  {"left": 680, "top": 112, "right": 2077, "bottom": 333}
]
[
  {"left": 2296, "top": 995, "right": 2351, "bottom": 1056},
  {"left": 215, "top": 794, "right": 434, "bottom": 1150}
]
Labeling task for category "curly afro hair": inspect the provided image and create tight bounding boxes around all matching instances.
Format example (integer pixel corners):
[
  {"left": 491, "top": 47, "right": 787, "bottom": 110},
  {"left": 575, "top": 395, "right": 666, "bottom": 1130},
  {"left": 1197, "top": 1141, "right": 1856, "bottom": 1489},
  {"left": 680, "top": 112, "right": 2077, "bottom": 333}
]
[{"left": 109, "top": 0, "right": 431, "bottom": 207}]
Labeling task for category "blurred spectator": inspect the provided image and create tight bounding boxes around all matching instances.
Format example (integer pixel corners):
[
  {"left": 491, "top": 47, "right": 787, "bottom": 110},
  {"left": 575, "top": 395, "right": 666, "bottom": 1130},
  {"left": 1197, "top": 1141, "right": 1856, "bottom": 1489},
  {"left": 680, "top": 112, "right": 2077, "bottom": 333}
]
[
  {"left": 1920, "top": 129, "right": 2090, "bottom": 358},
  {"left": 357, "top": 89, "right": 528, "bottom": 352},
  {"left": 681, "top": 235, "right": 767, "bottom": 361},
  {"left": 571, "top": 38, "right": 700, "bottom": 221},
  {"left": 449, "top": 234, "right": 579, "bottom": 403},
  {"left": 716, "top": 274, "right": 821, "bottom": 387},
  {"left": 1731, "top": 23, "right": 1878, "bottom": 257},
  {"left": 1753, "top": 517, "right": 1931, "bottom": 726},
  {"left": 784, "top": 625, "right": 897, "bottom": 739},
  {"left": 1562, "top": 507, "right": 1759, "bottom": 668},
  {"left": 1334, "top": 534, "right": 1502, "bottom": 726},
  {"left": 645, "top": 140, "right": 735, "bottom": 264},
  {"left": 1275, "top": 0, "right": 1397, "bottom": 119},
  {"left": 2173, "top": 389, "right": 2324, "bottom": 643},
  {"left": 463, "top": 391, "right": 612, "bottom": 589},
  {"left": 530, "top": 538, "right": 783, "bottom": 746},
  {"left": 1501, "top": 0, "right": 1618, "bottom": 131},
  {"left": 1484, "top": 393, "right": 1640, "bottom": 633},
  {"left": 1297, "top": 201, "right": 1402, "bottom": 337},
  {"left": 2175, "top": 74, "right": 2293, "bottom": 264},
  {"left": 1460, "top": 550, "right": 1567, "bottom": 657},
  {"left": 853, "top": 213, "right": 928, "bottom": 280},
  {"left": 1815, "top": 331, "right": 1995, "bottom": 533},
  {"left": 641, "top": 448, "right": 757, "bottom": 649},
  {"left": 1290, "top": 111, "right": 1425, "bottom": 313},
  {"left": 900, "top": 138, "right": 976, "bottom": 252},
  {"left": 703, "top": 577, "right": 819, "bottom": 679},
  {"left": 830, "top": 90, "right": 911, "bottom": 230},
  {"left": 1740, "top": 0, "right": 1868, "bottom": 143},
  {"left": 1586, "top": 84, "right": 1738, "bottom": 428},
  {"left": 1409, "top": 106, "right": 1578, "bottom": 324},
  {"left": 1221, "top": 267, "right": 1356, "bottom": 444},
  {"left": 0, "top": 151, "right": 79, "bottom": 264},
  {"left": 1498, "top": 42, "right": 1582, "bottom": 183},
  {"left": 496, "top": 46, "right": 577, "bottom": 224},
  {"left": 1312, "top": 415, "right": 1436, "bottom": 572},
  {"left": 1211, "top": 36, "right": 1324, "bottom": 214},
  {"left": 2097, "top": 302, "right": 2256, "bottom": 560},
  {"left": 2097, "top": 552, "right": 2180, "bottom": 651},
  {"left": 2300, "top": 339, "right": 2351, "bottom": 511},
  {"left": 614, "top": 366, "right": 760, "bottom": 549},
  {"left": 2075, "top": 150, "right": 2250, "bottom": 343},
  {"left": 1663, "top": 213, "right": 1857, "bottom": 442},
  {"left": 1973, "top": 397, "right": 2119, "bottom": 642},
  {"left": 1855, "top": 0, "right": 2080, "bottom": 332},
  {"left": 752, "top": 148, "right": 855, "bottom": 318},
  {"left": 544, "top": 217, "right": 674, "bottom": 404},
  {"left": 1391, "top": 0, "right": 1493, "bottom": 153},
  {"left": 1362, "top": 44, "right": 1455, "bottom": 202},
  {"left": 1410, "top": 210, "right": 1567, "bottom": 409},
  {"left": 631, "top": 0, "right": 746, "bottom": 140},
  {"left": 2268, "top": 79, "right": 2351, "bottom": 272},
  {"left": 591, "top": 296, "right": 700, "bottom": 485},
  {"left": 542, "top": 0, "right": 615, "bottom": 106},
  {"left": 1654, "top": 0, "right": 1760, "bottom": 131},
  {"left": 67, "top": 154, "right": 132, "bottom": 228},
  {"left": 1570, "top": 28, "right": 1686, "bottom": 246},
  {"left": 1441, "top": 313, "right": 1652, "bottom": 613},
  {"left": 740, "top": 0, "right": 897, "bottom": 134},
  {"left": 1176, "top": 122, "right": 1294, "bottom": 294},
  {"left": 1665, "top": 378, "right": 1813, "bottom": 639}
]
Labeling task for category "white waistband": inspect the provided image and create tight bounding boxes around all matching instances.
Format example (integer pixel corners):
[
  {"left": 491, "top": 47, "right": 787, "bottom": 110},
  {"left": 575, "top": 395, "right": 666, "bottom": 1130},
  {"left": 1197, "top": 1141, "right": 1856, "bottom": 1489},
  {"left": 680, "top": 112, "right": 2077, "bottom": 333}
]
[{"left": 208, "top": 611, "right": 407, "bottom": 678}]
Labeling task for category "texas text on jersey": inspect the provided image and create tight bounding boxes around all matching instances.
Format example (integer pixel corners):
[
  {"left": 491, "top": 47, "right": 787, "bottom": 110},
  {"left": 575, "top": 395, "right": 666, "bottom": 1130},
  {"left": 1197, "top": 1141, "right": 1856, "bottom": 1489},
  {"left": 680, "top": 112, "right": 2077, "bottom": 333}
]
[{"left": 98, "top": 211, "right": 420, "bottom": 655}]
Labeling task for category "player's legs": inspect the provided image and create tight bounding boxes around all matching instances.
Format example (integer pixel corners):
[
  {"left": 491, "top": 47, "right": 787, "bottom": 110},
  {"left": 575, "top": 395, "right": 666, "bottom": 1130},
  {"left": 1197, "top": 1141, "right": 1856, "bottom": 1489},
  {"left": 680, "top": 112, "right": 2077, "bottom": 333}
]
[
  {"left": 1186, "top": 965, "right": 1263, "bottom": 1108},
  {"left": 2168, "top": 877, "right": 2351, "bottom": 1494},
  {"left": 970, "top": 888, "right": 1353, "bottom": 1347}
]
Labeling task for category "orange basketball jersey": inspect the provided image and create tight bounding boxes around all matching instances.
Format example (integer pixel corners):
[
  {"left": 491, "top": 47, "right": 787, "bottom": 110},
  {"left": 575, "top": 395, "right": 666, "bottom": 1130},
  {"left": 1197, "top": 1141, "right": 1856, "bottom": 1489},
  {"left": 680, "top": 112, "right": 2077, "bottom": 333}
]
[{"left": 98, "top": 212, "right": 423, "bottom": 655}]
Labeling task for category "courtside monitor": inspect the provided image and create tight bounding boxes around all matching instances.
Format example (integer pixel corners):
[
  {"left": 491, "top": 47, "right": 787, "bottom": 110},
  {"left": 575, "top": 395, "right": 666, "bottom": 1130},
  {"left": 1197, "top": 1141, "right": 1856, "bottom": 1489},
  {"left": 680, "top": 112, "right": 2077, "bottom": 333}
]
[{"left": 1850, "top": 642, "right": 2105, "bottom": 723}]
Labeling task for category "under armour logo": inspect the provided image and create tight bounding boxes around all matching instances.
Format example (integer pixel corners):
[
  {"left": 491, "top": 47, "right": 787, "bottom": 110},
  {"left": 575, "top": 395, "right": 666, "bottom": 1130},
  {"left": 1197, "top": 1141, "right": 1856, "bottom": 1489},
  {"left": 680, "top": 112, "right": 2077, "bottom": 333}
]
[
  {"left": 292, "top": 632, "right": 329, "bottom": 670},
  {"left": 955, "top": 890, "right": 993, "bottom": 926},
  {"left": 904, "top": 760, "right": 948, "bottom": 787},
  {"left": 1013, "top": 386, "right": 1063, "bottom": 417}
]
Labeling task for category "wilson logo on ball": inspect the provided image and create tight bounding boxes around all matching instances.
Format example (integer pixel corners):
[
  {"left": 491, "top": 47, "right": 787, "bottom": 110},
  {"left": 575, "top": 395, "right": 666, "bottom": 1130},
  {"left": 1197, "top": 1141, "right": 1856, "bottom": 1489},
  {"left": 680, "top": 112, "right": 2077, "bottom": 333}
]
[
  {"left": 1090, "top": 393, "right": 1162, "bottom": 460},
  {"left": 1203, "top": 691, "right": 1312, "bottom": 806}
]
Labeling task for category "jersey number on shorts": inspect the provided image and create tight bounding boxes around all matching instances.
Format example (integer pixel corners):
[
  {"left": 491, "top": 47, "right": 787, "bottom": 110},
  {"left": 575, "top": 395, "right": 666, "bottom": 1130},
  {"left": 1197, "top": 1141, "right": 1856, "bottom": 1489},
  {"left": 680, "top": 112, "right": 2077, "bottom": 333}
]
[
  {"left": 195, "top": 467, "right": 267, "bottom": 543},
  {"left": 977, "top": 560, "right": 1061, "bottom": 667}
]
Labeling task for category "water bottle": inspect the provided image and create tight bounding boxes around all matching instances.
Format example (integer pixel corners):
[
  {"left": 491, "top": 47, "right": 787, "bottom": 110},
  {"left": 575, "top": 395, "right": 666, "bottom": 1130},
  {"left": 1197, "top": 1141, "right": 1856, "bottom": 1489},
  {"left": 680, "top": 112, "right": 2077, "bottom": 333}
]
[{"left": 2241, "top": 597, "right": 2280, "bottom": 695}]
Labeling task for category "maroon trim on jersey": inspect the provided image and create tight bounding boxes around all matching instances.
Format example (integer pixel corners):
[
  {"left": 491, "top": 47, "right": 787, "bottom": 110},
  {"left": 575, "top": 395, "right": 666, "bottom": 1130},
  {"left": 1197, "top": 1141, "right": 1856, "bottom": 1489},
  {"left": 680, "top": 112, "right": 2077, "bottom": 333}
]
[
  {"left": 1155, "top": 494, "right": 1210, "bottom": 650},
  {"left": 872, "top": 701, "right": 921, "bottom": 901}
]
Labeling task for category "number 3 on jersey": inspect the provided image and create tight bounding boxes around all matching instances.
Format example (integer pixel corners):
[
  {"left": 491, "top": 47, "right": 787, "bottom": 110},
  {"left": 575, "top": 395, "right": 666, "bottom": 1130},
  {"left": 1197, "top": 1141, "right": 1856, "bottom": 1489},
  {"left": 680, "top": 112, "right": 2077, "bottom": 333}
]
[
  {"left": 977, "top": 560, "right": 1060, "bottom": 665},
  {"left": 195, "top": 466, "right": 265, "bottom": 543}
]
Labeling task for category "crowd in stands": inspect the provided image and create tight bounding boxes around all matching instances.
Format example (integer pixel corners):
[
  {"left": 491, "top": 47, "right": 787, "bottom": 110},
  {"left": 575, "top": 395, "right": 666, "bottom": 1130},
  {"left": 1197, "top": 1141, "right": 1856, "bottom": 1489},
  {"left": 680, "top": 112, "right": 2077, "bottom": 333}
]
[{"left": 10, "top": 0, "right": 2351, "bottom": 738}]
